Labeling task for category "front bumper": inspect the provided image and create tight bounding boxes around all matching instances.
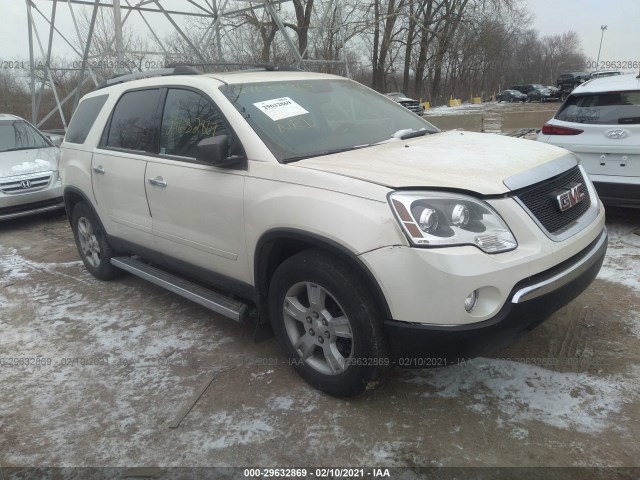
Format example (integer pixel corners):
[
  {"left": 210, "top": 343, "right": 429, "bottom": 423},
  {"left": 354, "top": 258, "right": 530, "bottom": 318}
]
[{"left": 383, "top": 227, "right": 607, "bottom": 363}]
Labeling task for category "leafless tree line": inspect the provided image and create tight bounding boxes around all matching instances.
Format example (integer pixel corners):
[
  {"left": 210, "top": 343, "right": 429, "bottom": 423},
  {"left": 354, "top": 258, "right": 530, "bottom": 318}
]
[{"left": 1, "top": 0, "right": 587, "bottom": 127}]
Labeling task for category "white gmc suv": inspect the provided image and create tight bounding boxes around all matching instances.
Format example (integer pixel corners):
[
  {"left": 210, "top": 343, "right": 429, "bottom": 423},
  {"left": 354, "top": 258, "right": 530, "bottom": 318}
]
[{"left": 60, "top": 67, "right": 607, "bottom": 397}]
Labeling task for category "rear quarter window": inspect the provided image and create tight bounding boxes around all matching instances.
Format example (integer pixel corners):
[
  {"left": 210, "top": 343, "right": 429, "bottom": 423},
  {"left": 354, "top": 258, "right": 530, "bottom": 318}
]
[
  {"left": 556, "top": 91, "right": 640, "bottom": 125},
  {"left": 66, "top": 94, "right": 109, "bottom": 144}
]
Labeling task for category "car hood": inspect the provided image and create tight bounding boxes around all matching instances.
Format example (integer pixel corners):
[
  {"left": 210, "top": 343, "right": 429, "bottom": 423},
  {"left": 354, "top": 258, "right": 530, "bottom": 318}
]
[
  {"left": 292, "top": 131, "right": 570, "bottom": 195},
  {"left": 0, "top": 147, "right": 59, "bottom": 178}
]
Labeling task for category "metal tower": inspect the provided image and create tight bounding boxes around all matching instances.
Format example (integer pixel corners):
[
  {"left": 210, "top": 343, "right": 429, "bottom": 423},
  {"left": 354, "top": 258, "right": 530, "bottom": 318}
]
[{"left": 24, "top": 0, "right": 349, "bottom": 130}]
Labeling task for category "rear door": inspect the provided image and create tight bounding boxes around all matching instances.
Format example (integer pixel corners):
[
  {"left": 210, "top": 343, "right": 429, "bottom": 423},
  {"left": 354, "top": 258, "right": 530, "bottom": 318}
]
[
  {"left": 544, "top": 90, "right": 640, "bottom": 178},
  {"left": 92, "top": 88, "right": 160, "bottom": 246},
  {"left": 145, "top": 87, "right": 250, "bottom": 283}
]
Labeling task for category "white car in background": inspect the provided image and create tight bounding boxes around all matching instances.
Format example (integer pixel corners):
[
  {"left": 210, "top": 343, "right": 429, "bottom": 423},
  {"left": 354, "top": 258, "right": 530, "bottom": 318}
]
[
  {"left": 0, "top": 114, "right": 64, "bottom": 220},
  {"left": 537, "top": 73, "right": 640, "bottom": 208}
]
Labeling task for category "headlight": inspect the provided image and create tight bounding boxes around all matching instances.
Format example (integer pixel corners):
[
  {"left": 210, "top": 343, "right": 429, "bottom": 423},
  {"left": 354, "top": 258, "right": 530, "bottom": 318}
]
[{"left": 389, "top": 192, "right": 517, "bottom": 253}]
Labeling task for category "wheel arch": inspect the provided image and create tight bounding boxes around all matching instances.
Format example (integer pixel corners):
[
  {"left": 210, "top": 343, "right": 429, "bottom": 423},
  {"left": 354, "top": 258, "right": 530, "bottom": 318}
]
[
  {"left": 254, "top": 229, "right": 392, "bottom": 325},
  {"left": 63, "top": 187, "right": 108, "bottom": 233}
]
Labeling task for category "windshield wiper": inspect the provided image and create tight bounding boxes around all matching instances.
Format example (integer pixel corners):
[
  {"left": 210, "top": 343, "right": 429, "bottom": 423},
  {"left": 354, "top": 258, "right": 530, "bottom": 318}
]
[
  {"left": 400, "top": 129, "right": 433, "bottom": 140},
  {"left": 282, "top": 144, "right": 371, "bottom": 164}
]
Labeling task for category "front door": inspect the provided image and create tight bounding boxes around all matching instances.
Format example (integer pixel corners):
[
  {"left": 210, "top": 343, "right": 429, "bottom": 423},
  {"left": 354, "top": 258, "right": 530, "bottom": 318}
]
[{"left": 145, "top": 88, "right": 250, "bottom": 283}]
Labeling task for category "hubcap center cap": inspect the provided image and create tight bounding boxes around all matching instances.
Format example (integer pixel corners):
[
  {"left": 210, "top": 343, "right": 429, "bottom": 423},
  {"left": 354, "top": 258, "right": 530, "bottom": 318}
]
[{"left": 307, "top": 311, "right": 330, "bottom": 339}]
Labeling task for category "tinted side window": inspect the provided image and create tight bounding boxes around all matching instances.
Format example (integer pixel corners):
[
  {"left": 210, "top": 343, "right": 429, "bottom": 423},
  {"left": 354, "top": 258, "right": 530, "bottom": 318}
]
[
  {"left": 160, "top": 89, "right": 229, "bottom": 158},
  {"left": 66, "top": 94, "right": 108, "bottom": 144},
  {"left": 106, "top": 89, "right": 159, "bottom": 151}
]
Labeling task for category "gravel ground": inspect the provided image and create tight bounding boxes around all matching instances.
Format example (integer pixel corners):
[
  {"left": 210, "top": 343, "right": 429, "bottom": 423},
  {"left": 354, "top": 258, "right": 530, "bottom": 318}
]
[{"left": 0, "top": 207, "right": 639, "bottom": 476}]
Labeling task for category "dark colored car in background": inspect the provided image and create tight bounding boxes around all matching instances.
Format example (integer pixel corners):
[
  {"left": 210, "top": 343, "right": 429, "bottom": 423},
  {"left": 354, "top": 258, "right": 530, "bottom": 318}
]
[
  {"left": 556, "top": 72, "right": 590, "bottom": 100},
  {"left": 557, "top": 72, "right": 589, "bottom": 89},
  {"left": 496, "top": 89, "right": 527, "bottom": 102},
  {"left": 526, "top": 87, "right": 557, "bottom": 103},
  {"left": 384, "top": 92, "right": 425, "bottom": 115},
  {"left": 520, "top": 84, "right": 547, "bottom": 94},
  {"left": 545, "top": 85, "right": 562, "bottom": 100}
]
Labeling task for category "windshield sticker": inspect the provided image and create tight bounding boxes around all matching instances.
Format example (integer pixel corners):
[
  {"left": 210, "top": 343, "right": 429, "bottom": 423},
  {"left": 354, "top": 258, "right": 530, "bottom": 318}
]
[{"left": 253, "top": 97, "right": 309, "bottom": 121}]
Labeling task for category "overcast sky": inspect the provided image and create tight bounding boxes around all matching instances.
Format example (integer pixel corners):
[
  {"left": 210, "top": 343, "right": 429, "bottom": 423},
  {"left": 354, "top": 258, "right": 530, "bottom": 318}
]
[
  {"left": 523, "top": 0, "right": 639, "bottom": 70},
  {"left": 0, "top": 0, "right": 638, "bottom": 71}
]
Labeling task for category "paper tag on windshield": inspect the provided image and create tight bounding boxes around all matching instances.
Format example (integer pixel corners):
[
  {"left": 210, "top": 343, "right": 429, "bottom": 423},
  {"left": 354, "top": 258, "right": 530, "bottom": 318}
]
[{"left": 253, "top": 97, "right": 309, "bottom": 121}]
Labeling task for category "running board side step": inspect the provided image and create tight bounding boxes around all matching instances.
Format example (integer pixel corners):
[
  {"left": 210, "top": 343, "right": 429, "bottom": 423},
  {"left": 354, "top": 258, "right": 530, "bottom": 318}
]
[{"left": 110, "top": 257, "right": 249, "bottom": 322}]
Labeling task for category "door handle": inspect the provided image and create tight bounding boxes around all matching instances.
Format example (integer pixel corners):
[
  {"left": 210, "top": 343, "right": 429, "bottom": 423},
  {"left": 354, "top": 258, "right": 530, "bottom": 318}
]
[
  {"left": 93, "top": 165, "right": 105, "bottom": 174},
  {"left": 148, "top": 176, "right": 167, "bottom": 188}
]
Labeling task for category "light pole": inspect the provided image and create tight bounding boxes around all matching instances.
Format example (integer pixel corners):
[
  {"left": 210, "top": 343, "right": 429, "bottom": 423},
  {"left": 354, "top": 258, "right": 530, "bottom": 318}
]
[{"left": 596, "top": 25, "right": 607, "bottom": 70}]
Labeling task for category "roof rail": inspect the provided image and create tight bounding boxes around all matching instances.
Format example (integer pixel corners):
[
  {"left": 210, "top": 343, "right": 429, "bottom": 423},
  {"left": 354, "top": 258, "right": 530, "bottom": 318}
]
[
  {"left": 166, "top": 62, "right": 303, "bottom": 72},
  {"left": 96, "top": 65, "right": 200, "bottom": 89}
]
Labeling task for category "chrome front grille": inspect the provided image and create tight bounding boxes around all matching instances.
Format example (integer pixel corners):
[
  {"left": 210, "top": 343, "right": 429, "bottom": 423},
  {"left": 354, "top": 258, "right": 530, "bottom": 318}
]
[
  {"left": 515, "top": 166, "right": 592, "bottom": 235},
  {"left": 0, "top": 172, "right": 53, "bottom": 194},
  {"left": 399, "top": 101, "right": 422, "bottom": 114}
]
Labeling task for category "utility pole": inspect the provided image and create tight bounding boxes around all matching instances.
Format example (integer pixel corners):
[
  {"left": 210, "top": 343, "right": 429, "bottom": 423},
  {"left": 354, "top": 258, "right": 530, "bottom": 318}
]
[{"left": 596, "top": 25, "right": 607, "bottom": 70}]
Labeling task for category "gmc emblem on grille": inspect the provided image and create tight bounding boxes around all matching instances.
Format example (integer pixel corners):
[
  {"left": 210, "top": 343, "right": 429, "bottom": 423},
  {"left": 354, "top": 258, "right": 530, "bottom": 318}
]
[
  {"left": 20, "top": 180, "right": 32, "bottom": 189},
  {"left": 553, "top": 182, "right": 586, "bottom": 212}
]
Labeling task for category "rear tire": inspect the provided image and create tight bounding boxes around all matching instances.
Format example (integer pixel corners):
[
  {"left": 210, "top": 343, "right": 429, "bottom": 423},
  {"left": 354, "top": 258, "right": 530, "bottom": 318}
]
[
  {"left": 268, "top": 249, "right": 388, "bottom": 397},
  {"left": 71, "top": 202, "right": 121, "bottom": 280}
]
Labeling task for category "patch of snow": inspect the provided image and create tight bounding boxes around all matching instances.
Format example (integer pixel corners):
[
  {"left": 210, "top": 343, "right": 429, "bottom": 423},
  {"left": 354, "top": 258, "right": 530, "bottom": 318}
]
[
  {"left": 424, "top": 103, "right": 483, "bottom": 116},
  {"left": 0, "top": 249, "right": 83, "bottom": 283},
  {"left": 268, "top": 395, "right": 294, "bottom": 411},
  {"left": 401, "top": 358, "right": 635, "bottom": 434},
  {"left": 10, "top": 159, "right": 53, "bottom": 175},
  {"left": 370, "top": 441, "right": 405, "bottom": 465},
  {"left": 250, "top": 369, "right": 274, "bottom": 381},
  {"left": 509, "top": 426, "right": 529, "bottom": 440},
  {"left": 597, "top": 222, "right": 640, "bottom": 292},
  {"left": 197, "top": 411, "right": 276, "bottom": 449}
]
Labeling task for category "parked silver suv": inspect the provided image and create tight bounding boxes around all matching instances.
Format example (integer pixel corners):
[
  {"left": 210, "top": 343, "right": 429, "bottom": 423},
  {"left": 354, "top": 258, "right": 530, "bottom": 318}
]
[{"left": 61, "top": 67, "right": 607, "bottom": 396}]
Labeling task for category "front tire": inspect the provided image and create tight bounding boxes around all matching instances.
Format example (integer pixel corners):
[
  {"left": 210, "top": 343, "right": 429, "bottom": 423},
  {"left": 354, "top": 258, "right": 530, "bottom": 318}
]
[
  {"left": 71, "top": 202, "right": 121, "bottom": 280},
  {"left": 268, "top": 249, "right": 388, "bottom": 397}
]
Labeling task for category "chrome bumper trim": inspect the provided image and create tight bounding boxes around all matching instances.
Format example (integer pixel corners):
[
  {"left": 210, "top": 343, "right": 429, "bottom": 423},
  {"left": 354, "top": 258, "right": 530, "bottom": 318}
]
[{"left": 512, "top": 227, "right": 608, "bottom": 304}]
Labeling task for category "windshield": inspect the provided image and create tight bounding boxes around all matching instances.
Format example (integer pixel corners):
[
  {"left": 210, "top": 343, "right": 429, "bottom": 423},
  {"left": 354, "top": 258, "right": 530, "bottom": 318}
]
[
  {"left": 220, "top": 79, "right": 437, "bottom": 162},
  {"left": 0, "top": 120, "right": 51, "bottom": 152},
  {"left": 556, "top": 91, "right": 640, "bottom": 124}
]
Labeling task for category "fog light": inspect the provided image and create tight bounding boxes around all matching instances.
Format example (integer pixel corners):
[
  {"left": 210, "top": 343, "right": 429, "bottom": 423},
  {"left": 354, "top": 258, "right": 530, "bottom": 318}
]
[{"left": 464, "top": 290, "right": 478, "bottom": 312}]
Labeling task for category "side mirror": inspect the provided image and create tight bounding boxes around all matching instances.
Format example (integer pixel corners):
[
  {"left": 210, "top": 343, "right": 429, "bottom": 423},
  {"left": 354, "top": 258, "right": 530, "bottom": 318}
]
[{"left": 196, "top": 135, "right": 247, "bottom": 168}]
